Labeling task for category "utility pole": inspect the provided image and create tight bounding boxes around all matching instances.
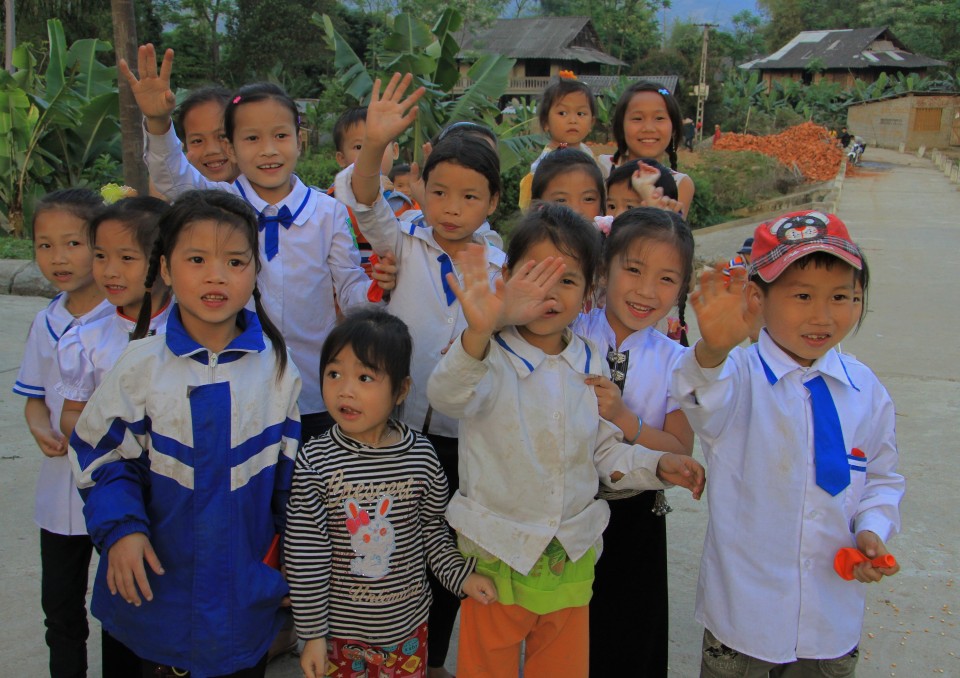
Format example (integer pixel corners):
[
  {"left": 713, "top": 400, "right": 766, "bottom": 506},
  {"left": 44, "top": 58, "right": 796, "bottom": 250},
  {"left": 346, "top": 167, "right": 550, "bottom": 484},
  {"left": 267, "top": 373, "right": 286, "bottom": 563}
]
[
  {"left": 694, "top": 23, "right": 717, "bottom": 145},
  {"left": 5, "top": 0, "right": 15, "bottom": 73}
]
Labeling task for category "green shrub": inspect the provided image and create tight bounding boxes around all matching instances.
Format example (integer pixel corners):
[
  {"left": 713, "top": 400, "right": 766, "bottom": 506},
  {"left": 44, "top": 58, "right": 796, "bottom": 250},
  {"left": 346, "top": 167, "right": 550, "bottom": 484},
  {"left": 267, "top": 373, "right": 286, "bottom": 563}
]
[
  {"left": 686, "top": 150, "right": 800, "bottom": 228},
  {"left": 296, "top": 151, "right": 343, "bottom": 191},
  {"left": 0, "top": 234, "right": 34, "bottom": 259}
]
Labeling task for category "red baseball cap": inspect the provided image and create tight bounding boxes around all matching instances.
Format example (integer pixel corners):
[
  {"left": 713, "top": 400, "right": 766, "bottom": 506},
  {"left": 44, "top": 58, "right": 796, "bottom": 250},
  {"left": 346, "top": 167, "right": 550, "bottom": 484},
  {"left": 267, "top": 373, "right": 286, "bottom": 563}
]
[{"left": 748, "top": 210, "right": 863, "bottom": 283}]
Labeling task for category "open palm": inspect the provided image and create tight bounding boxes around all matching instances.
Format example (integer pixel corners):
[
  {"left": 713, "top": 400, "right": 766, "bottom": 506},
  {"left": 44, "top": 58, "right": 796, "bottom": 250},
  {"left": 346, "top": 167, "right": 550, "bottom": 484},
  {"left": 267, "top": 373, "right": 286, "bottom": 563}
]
[{"left": 119, "top": 43, "right": 176, "bottom": 121}]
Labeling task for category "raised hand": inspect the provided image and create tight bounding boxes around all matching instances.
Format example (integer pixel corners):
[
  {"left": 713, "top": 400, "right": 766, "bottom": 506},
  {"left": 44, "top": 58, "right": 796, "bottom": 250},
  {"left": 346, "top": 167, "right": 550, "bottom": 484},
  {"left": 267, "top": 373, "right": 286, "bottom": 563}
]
[
  {"left": 363, "top": 73, "right": 425, "bottom": 149},
  {"left": 500, "top": 256, "right": 565, "bottom": 327},
  {"left": 631, "top": 162, "right": 661, "bottom": 201},
  {"left": 690, "top": 265, "right": 758, "bottom": 368},
  {"left": 118, "top": 44, "right": 176, "bottom": 132},
  {"left": 448, "top": 244, "right": 502, "bottom": 339}
]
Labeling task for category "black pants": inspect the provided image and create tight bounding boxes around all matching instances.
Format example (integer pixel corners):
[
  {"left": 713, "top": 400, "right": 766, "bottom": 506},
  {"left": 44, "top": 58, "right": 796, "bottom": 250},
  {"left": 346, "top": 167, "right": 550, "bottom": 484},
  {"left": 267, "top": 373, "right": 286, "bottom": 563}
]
[
  {"left": 141, "top": 653, "right": 268, "bottom": 678},
  {"left": 589, "top": 491, "right": 668, "bottom": 677},
  {"left": 424, "top": 433, "right": 461, "bottom": 669},
  {"left": 40, "top": 530, "right": 94, "bottom": 678}
]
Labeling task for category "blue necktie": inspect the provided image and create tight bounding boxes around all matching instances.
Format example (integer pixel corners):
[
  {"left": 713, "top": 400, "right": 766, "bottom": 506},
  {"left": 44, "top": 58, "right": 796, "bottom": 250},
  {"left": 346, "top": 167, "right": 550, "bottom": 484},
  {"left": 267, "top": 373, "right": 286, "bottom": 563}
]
[
  {"left": 805, "top": 375, "right": 850, "bottom": 496},
  {"left": 258, "top": 205, "right": 294, "bottom": 261},
  {"left": 437, "top": 253, "right": 456, "bottom": 306}
]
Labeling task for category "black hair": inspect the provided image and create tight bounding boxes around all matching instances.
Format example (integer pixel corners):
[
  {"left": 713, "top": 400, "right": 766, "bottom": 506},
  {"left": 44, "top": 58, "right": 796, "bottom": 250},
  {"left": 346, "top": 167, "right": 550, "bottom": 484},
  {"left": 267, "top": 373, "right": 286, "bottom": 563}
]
[
  {"left": 320, "top": 307, "right": 412, "bottom": 411},
  {"left": 538, "top": 77, "right": 597, "bottom": 132},
  {"left": 134, "top": 191, "right": 289, "bottom": 377},
  {"left": 388, "top": 163, "right": 411, "bottom": 182},
  {"left": 224, "top": 82, "right": 300, "bottom": 143},
  {"left": 32, "top": 188, "right": 104, "bottom": 239},
  {"left": 531, "top": 147, "right": 606, "bottom": 211},
  {"left": 174, "top": 85, "right": 232, "bottom": 139},
  {"left": 507, "top": 202, "right": 602, "bottom": 296},
  {"left": 333, "top": 107, "right": 368, "bottom": 153},
  {"left": 432, "top": 121, "right": 499, "bottom": 152},
  {"left": 750, "top": 250, "right": 870, "bottom": 330},
  {"left": 606, "top": 158, "right": 679, "bottom": 200},
  {"left": 604, "top": 207, "right": 694, "bottom": 346},
  {"left": 422, "top": 134, "right": 502, "bottom": 200},
  {"left": 611, "top": 82, "right": 684, "bottom": 170}
]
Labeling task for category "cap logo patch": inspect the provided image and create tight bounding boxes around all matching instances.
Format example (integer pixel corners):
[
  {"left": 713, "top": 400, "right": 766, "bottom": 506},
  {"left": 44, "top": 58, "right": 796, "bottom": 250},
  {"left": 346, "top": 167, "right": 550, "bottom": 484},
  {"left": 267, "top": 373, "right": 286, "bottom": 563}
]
[{"left": 770, "top": 211, "right": 829, "bottom": 244}]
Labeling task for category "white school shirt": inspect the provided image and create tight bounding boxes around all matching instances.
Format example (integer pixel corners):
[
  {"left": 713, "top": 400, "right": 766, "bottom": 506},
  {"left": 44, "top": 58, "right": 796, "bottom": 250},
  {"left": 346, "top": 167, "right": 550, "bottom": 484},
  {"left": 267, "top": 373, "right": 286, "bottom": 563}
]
[
  {"left": 671, "top": 331, "right": 904, "bottom": 664},
  {"left": 572, "top": 310, "right": 689, "bottom": 498},
  {"left": 335, "top": 165, "right": 506, "bottom": 438},
  {"left": 144, "top": 125, "right": 374, "bottom": 415},
  {"left": 427, "top": 326, "right": 668, "bottom": 575},
  {"left": 13, "top": 294, "right": 113, "bottom": 535},
  {"left": 57, "top": 302, "right": 173, "bottom": 403}
]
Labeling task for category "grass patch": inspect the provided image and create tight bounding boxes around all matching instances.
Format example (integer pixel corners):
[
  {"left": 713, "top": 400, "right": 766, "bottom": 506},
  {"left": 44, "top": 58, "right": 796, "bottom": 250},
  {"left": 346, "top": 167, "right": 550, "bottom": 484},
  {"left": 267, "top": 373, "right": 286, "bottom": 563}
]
[
  {"left": 0, "top": 236, "right": 34, "bottom": 260},
  {"left": 686, "top": 150, "right": 802, "bottom": 228}
]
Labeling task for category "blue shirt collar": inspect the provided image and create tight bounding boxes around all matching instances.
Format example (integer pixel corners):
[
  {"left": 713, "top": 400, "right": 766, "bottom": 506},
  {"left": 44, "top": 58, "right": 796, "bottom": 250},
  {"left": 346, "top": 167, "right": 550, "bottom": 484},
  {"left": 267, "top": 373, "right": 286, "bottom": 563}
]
[
  {"left": 494, "top": 325, "right": 598, "bottom": 377},
  {"left": 233, "top": 174, "right": 315, "bottom": 227},
  {"left": 165, "top": 304, "right": 265, "bottom": 364}
]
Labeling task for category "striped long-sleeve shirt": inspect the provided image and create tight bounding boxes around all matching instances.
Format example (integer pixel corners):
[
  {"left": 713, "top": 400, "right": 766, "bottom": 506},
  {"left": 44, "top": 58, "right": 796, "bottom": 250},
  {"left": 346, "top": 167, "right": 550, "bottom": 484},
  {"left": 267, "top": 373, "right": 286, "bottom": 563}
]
[{"left": 284, "top": 421, "right": 474, "bottom": 645}]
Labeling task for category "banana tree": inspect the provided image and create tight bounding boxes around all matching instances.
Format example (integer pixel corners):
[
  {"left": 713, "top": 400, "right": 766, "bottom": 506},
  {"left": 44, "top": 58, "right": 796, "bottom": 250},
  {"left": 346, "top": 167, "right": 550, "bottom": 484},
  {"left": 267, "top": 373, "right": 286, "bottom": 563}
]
[
  {"left": 0, "top": 19, "right": 120, "bottom": 236},
  {"left": 315, "top": 8, "right": 540, "bottom": 171}
]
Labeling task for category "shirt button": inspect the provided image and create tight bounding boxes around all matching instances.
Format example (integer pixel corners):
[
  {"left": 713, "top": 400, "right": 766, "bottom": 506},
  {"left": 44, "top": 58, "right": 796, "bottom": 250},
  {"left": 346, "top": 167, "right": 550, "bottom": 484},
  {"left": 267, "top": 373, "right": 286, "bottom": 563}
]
[
  {"left": 553, "top": 412, "right": 561, "bottom": 420},
  {"left": 447, "top": 317, "right": 454, "bottom": 324},
  {"left": 804, "top": 559, "right": 812, "bottom": 569},
  {"left": 807, "top": 510, "right": 817, "bottom": 519}
]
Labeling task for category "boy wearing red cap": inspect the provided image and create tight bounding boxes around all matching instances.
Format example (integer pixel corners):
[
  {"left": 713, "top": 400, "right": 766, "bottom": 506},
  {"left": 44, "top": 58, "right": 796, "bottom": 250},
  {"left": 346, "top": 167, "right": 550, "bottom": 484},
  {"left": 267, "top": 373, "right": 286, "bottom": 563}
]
[{"left": 672, "top": 210, "right": 904, "bottom": 677}]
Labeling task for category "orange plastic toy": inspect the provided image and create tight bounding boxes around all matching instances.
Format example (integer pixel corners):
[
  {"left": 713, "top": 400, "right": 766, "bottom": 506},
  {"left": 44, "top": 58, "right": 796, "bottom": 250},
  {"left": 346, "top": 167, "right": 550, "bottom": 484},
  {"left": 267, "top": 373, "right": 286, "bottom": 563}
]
[
  {"left": 367, "top": 254, "right": 385, "bottom": 302},
  {"left": 833, "top": 547, "right": 897, "bottom": 580}
]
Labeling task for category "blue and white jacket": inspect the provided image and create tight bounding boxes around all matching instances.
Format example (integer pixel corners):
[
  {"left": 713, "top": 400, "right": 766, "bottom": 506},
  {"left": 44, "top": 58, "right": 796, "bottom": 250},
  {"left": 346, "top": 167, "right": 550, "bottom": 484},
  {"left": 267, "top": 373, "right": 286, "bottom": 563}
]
[{"left": 69, "top": 306, "right": 301, "bottom": 676}]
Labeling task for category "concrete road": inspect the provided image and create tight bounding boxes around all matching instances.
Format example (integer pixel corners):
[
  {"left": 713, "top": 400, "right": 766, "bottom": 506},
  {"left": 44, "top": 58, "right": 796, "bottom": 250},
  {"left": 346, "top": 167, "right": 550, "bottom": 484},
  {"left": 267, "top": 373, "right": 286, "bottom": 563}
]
[{"left": 1, "top": 147, "right": 956, "bottom": 676}]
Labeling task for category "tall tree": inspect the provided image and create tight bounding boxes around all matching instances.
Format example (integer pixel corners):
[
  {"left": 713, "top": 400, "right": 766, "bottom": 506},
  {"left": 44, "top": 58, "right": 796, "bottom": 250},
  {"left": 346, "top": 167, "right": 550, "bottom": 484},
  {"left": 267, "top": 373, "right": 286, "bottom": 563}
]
[{"left": 111, "top": 0, "right": 148, "bottom": 194}]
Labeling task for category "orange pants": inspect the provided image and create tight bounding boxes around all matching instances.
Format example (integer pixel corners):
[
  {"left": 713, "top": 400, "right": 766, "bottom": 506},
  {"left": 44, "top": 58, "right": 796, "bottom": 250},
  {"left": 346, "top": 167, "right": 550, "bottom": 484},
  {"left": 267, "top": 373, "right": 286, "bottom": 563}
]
[{"left": 456, "top": 598, "right": 588, "bottom": 678}]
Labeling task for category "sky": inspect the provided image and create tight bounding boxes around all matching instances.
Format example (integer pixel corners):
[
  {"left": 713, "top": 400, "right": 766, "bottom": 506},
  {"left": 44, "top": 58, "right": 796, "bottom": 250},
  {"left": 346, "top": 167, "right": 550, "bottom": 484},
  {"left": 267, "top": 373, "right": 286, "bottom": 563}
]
[{"left": 663, "top": 0, "right": 761, "bottom": 31}]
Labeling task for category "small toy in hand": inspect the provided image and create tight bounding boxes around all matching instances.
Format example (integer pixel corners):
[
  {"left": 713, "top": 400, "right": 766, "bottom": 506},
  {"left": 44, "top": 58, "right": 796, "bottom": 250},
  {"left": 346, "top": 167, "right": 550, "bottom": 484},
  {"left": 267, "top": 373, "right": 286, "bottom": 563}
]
[
  {"left": 100, "top": 183, "right": 137, "bottom": 204},
  {"left": 833, "top": 547, "right": 897, "bottom": 581}
]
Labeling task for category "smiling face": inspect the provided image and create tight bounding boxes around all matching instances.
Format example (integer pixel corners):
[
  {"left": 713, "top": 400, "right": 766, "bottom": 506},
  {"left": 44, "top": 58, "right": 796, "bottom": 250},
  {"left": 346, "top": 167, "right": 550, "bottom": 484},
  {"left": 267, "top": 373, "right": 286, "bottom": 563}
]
[
  {"left": 621, "top": 91, "right": 674, "bottom": 162},
  {"left": 93, "top": 220, "right": 150, "bottom": 318},
  {"left": 604, "top": 238, "right": 683, "bottom": 346},
  {"left": 322, "top": 344, "right": 409, "bottom": 446},
  {"left": 422, "top": 161, "right": 499, "bottom": 255},
  {"left": 183, "top": 100, "right": 238, "bottom": 183},
  {"left": 544, "top": 91, "right": 594, "bottom": 146},
  {"left": 225, "top": 98, "right": 300, "bottom": 204},
  {"left": 539, "top": 168, "right": 603, "bottom": 220},
  {"left": 506, "top": 238, "right": 587, "bottom": 355},
  {"left": 160, "top": 219, "right": 257, "bottom": 352},
  {"left": 33, "top": 209, "right": 97, "bottom": 298},
  {"left": 606, "top": 180, "right": 642, "bottom": 218},
  {"left": 755, "top": 260, "right": 860, "bottom": 367}
]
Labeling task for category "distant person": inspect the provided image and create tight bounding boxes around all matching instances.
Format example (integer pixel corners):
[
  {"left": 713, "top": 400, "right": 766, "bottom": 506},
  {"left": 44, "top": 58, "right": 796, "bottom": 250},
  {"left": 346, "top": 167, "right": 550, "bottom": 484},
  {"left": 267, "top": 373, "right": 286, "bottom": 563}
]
[
  {"left": 840, "top": 126, "right": 853, "bottom": 148},
  {"left": 683, "top": 116, "right": 695, "bottom": 151},
  {"left": 713, "top": 123, "right": 721, "bottom": 143},
  {"left": 674, "top": 210, "right": 903, "bottom": 678}
]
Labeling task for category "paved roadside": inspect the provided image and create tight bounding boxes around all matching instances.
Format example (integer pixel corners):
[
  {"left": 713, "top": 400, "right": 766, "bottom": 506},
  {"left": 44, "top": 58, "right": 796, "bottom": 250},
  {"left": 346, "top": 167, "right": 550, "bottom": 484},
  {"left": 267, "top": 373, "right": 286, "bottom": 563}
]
[{"left": 1, "top": 147, "right": 956, "bottom": 676}]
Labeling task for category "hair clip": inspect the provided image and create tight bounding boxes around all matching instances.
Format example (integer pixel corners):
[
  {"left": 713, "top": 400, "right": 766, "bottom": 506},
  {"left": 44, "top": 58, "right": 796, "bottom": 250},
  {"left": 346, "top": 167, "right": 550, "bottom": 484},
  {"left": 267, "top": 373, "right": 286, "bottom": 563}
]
[
  {"left": 232, "top": 95, "right": 242, "bottom": 104},
  {"left": 594, "top": 215, "right": 614, "bottom": 236},
  {"left": 657, "top": 88, "right": 670, "bottom": 96},
  {"left": 559, "top": 70, "right": 577, "bottom": 80}
]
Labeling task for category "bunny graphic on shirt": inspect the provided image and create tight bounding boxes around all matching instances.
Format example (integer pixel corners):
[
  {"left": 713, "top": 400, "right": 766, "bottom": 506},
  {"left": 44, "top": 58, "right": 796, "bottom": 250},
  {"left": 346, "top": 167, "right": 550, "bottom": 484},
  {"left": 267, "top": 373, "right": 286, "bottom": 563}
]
[{"left": 344, "top": 495, "right": 396, "bottom": 579}]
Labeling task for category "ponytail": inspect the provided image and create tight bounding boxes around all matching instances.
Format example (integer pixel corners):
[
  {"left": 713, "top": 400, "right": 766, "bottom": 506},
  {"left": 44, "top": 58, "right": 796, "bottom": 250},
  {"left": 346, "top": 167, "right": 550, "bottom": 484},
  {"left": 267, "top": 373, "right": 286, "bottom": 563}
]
[
  {"left": 131, "top": 235, "right": 166, "bottom": 341},
  {"left": 253, "top": 286, "right": 288, "bottom": 380},
  {"left": 666, "top": 140, "right": 679, "bottom": 172},
  {"left": 676, "top": 293, "right": 689, "bottom": 347}
]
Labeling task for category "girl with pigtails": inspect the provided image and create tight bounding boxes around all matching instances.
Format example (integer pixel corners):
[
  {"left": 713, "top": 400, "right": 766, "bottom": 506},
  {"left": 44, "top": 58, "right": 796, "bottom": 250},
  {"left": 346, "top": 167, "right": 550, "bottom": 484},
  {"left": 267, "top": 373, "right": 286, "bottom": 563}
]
[
  {"left": 571, "top": 207, "right": 696, "bottom": 677},
  {"left": 69, "top": 190, "right": 302, "bottom": 678}
]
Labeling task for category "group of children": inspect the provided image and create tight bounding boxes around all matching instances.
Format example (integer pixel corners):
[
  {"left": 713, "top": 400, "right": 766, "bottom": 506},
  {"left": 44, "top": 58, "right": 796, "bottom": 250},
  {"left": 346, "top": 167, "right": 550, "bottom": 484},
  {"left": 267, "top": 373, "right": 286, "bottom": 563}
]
[{"left": 13, "top": 42, "right": 902, "bottom": 678}]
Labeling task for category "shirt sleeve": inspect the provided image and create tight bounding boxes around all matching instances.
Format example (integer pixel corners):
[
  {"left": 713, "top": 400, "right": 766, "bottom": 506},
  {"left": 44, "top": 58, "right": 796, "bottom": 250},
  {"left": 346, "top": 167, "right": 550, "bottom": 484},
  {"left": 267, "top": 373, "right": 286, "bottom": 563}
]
[
  {"left": 853, "top": 381, "right": 904, "bottom": 543},
  {"left": 324, "top": 196, "right": 380, "bottom": 312},
  {"left": 593, "top": 417, "right": 667, "bottom": 491},
  {"left": 333, "top": 164, "right": 404, "bottom": 255},
  {"left": 671, "top": 347, "right": 742, "bottom": 442},
  {"left": 426, "top": 333, "right": 497, "bottom": 420},
  {"left": 13, "top": 314, "right": 49, "bottom": 399},
  {"left": 420, "top": 456, "right": 475, "bottom": 597},
  {"left": 68, "top": 350, "right": 151, "bottom": 551},
  {"left": 56, "top": 326, "right": 97, "bottom": 403},
  {"left": 144, "top": 123, "right": 233, "bottom": 199},
  {"left": 283, "top": 444, "right": 333, "bottom": 640}
]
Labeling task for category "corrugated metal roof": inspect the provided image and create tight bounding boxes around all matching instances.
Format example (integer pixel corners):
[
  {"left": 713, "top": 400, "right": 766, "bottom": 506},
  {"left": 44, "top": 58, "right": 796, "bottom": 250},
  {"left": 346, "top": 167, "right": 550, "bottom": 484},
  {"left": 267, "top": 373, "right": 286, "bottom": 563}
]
[
  {"left": 743, "top": 27, "right": 946, "bottom": 71},
  {"left": 457, "top": 17, "right": 627, "bottom": 67}
]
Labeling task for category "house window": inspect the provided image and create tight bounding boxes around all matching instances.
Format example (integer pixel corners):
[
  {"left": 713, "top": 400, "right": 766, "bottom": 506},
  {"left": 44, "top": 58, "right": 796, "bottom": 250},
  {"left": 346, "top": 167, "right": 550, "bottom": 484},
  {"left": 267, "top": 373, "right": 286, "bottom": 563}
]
[
  {"left": 525, "top": 60, "right": 550, "bottom": 77},
  {"left": 914, "top": 108, "right": 942, "bottom": 132}
]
